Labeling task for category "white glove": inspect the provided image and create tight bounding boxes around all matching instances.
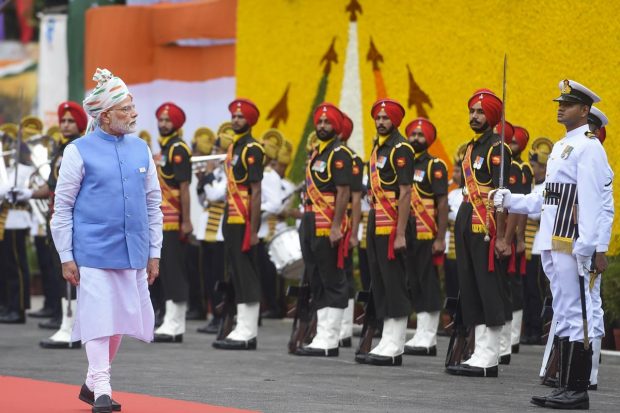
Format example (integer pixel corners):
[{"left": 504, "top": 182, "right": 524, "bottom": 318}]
[
  {"left": 492, "top": 188, "right": 512, "bottom": 210},
  {"left": 575, "top": 254, "right": 592, "bottom": 278},
  {"left": 14, "top": 188, "right": 33, "bottom": 202}
]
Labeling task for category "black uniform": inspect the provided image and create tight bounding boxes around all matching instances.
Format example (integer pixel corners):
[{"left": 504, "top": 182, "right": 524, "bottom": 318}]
[
  {"left": 407, "top": 151, "right": 448, "bottom": 313},
  {"left": 223, "top": 133, "right": 264, "bottom": 303},
  {"left": 154, "top": 133, "right": 191, "bottom": 306},
  {"left": 454, "top": 129, "right": 511, "bottom": 327},
  {"left": 300, "top": 138, "right": 352, "bottom": 310},
  {"left": 366, "top": 130, "right": 415, "bottom": 319}
]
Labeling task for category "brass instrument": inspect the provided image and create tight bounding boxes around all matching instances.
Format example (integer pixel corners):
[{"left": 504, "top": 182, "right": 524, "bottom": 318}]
[{"left": 191, "top": 153, "right": 227, "bottom": 173}]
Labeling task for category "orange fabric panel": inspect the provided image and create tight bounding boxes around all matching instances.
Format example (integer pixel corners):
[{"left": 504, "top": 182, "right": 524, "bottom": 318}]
[
  {"left": 154, "top": 44, "right": 235, "bottom": 81},
  {"left": 84, "top": 6, "right": 153, "bottom": 86},
  {"left": 151, "top": 0, "right": 237, "bottom": 45}
]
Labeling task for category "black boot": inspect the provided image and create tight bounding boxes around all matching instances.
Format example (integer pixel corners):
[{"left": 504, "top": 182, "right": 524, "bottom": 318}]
[
  {"left": 544, "top": 341, "right": 591, "bottom": 410},
  {"left": 0, "top": 311, "right": 25, "bottom": 324},
  {"left": 532, "top": 337, "right": 570, "bottom": 406}
]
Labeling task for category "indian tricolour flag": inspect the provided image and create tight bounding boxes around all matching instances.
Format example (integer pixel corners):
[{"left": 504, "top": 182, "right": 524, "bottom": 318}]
[{"left": 83, "top": 0, "right": 237, "bottom": 145}]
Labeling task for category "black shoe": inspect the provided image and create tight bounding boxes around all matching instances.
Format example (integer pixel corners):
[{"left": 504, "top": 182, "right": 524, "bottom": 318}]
[
  {"left": 445, "top": 363, "right": 498, "bottom": 377},
  {"left": 197, "top": 318, "right": 220, "bottom": 334},
  {"left": 530, "top": 387, "right": 566, "bottom": 407},
  {"left": 404, "top": 345, "right": 437, "bottom": 356},
  {"left": 367, "top": 353, "right": 402, "bottom": 366},
  {"left": 185, "top": 309, "right": 206, "bottom": 321},
  {"left": 512, "top": 344, "right": 520, "bottom": 354},
  {"left": 542, "top": 376, "right": 559, "bottom": 388},
  {"left": 153, "top": 333, "right": 183, "bottom": 343},
  {"left": 588, "top": 384, "right": 597, "bottom": 391},
  {"left": 212, "top": 337, "right": 257, "bottom": 350},
  {"left": 28, "top": 307, "right": 56, "bottom": 318},
  {"left": 499, "top": 354, "right": 511, "bottom": 365},
  {"left": 544, "top": 390, "right": 589, "bottom": 410},
  {"left": 154, "top": 311, "right": 164, "bottom": 328},
  {"left": 40, "top": 338, "right": 82, "bottom": 349},
  {"left": 354, "top": 353, "right": 369, "bottom": 364},
  {"left": 79, "top": 384, "right": 121, "bottom": 411},
  {"left": 339, "top": 337, "right": 352, "bottom": 348},
  {"left": 92, "top": 394, "right": 113, "bottom": 413},
  {"left": 0, "top": 311, "right": 25, "bottom": 324},
  {"left": 38, "top": 317, "right": 61, "bottom": 330},
  {"left": 295, "top": 346, "right": 339, "bottom": 357}
]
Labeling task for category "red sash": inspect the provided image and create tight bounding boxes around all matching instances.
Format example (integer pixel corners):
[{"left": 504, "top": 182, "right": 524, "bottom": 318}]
[
  {"left": 157, "top": 167, "right": 182, "bottom": 231},
  {"left": 305, "top": 150, "right": 350, "bottom": 269},
  {"left": 410, "top": 183, "right": 437, "bottom": 240},
  {"left": 462, "top": 143, "right": 498, "bottom": 272},
  {"left": 225, "top": 144, "right": 251, "bottom": 252},
  {"left": 369, "top": 146, "right": 399, "bottom": 260}
]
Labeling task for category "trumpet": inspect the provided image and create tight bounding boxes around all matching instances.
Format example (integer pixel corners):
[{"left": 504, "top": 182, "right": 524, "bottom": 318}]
[{"left": 191, "top": 153, "right": 227, "bottom": 174}]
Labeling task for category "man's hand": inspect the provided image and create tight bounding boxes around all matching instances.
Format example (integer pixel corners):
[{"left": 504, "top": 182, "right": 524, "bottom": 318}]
[
  {"left": 329, "top": 225, "right": 343, "bottom": 247},
  {"left": 394, "top": 233, "right": 407, "bottom": 251},
  {"left": 495, "top": 238, "right": 511, "bottom": 258},
  {"left": 349, "top": 234, "right": 359, "bottom": 249},
  {"left": 62, "top": 261, "right": 80, "bottom": 286},
  {"left": 181, "top": 220, "right": 193, "bottom": 236},
  {"left": 432, "top": 237, "right": 446, "bottom": 255},
  {"left": 594, "top": 252, "right": 608, "bottom": 274},
  {"left": 250, "top": 232, "right": 259, "bottom": 247},
  {"left": 492, "top": 188, "right": 512, "bottom": 211},
  {"left": 147, "top": 258, "right": 160, "bottom": 285},
  {"left": 516, "top": 239, "right": 526, "bottom": 255}
]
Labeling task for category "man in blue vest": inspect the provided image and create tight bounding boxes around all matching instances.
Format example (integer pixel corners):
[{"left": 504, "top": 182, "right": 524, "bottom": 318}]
[{"left": 49, "top": 68, "right": 163, "bottom": 413}]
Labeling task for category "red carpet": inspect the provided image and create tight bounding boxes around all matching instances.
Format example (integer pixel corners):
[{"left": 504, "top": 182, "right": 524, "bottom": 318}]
[{"left": 0, "top": 376, "right": 258, "bottom": 413}]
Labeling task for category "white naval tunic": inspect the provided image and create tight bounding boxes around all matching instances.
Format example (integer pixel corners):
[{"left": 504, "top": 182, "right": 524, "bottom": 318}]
[
  {"left": 51, "top": 144, "right": 163, "bottom": 343},
  {"left": 258, "top": 168, "right": 293, "bottom": 238},
  {"left": 506, "top": 124, "right": 609, "bottom": 342},
  {"left": 4, "top": 164, "right": 34, "bottom": 230}
]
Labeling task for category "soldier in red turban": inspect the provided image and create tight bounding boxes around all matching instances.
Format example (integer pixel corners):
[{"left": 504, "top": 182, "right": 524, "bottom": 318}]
[
  {"left": 229, "top": 98, "right": 260, "bottom": 129},
  {"left": 156, "top": 102, "right": 186, "bottom": 136},
  {"left": 445, "top": 88, "right": 511, "bottom": 378},
  {"left": 58, "top": 101, "right": 88, "bottom": 134}
]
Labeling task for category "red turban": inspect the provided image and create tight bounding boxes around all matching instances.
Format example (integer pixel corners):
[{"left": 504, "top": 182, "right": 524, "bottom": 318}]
[
  {"left": 512, "top": 126, "right": 530, "bottom": 152},
  {"left": 156, "top": 102, "right": 186, "bottom": 130},
  {"left": 340, "top": 114, "right": 354, "bottom": 141},
  {"left": 405, "top": 117, "right": 437, "bottom": 145},
  {"left": 468, "top": 89, "right": 503, "bottom": 127},
  {"left": 494, "top": 120, "right": 514, "bottom": 141},
  {"left": 313, "top": 102, "right": 344, "bottom": 135},
  {"left": 57, "top": 101, "right": 87, "bottom": 133},
  {"left": 371, "top": 98, "right": 405, "bottom": 127},
  {"left": 598, "top": 126, "right": 606, "bottom": 144},
  {"left": 228, "top": 98, "right": 260, "bottom": 126}
]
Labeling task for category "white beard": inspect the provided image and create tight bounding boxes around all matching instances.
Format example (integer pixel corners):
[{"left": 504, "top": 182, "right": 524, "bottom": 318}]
[{"left": 110, "top": 117, "right": 137, "bottom": 135}]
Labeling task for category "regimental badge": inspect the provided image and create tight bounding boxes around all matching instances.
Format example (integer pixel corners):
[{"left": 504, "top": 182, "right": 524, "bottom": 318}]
[
  {"left": 335, "top": 160, "right": 344, "bottom": 169},
  {"left": 248, "top": 155, "right": 255, "bottom": 165},
  {"left": 509, "top": 175, "right": 517, "bottom": 185},
  {"left": 173, "top": 154, "right": 183, "bottom": 164},
  {"left": 312, "top": 160, "right": 327, "bottom": 172},
  {"left": 232, "top": 154, "right": 239, "bottom": 166},
  {"left": 377, "top": 156, "right": 387, "bottom": 169},
  {"left": 561, "top": 79, "right": 572, "bottom": 94},
  {"left": 396, "top": 157, "right": 406, "bottom": 168},
  {"left": 561, "top": 145, "right": 574, "bottom": 160},
  {"left": 491, "top": 155, "right": 501, "bottom": 166},
  {"left": 434, "top": 169, "right": 443, "bottom": 179},
  {"left": 473, "top": 156, "right": 484, "bottom": 170},
  {"left": 414, "top": 169, "right": 426, "bottom": 182},
  {"left": 352, "top": 165, "right": 360, "bottom": 175}
]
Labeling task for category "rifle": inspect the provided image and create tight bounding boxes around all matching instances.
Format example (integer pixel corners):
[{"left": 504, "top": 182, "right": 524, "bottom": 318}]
[
  {"left": 355, "top": 289, "right": 378, "bottom": 355},
  {"left": 214, "top": 280, "right": 236, "bottom": 340},
  {"left": 444, "top": 294, "right": 474, "bottom": 368},
  {"left": 287, "top": 269, "right": 313, "bottom": 353}
]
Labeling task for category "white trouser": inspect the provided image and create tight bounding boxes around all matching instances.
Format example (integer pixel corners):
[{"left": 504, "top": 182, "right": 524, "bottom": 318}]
[
  {"left": 227, "top": 302, "right": 260, "bottom": 341},
  {"left": 541, "top": 251, "right": 593, "bottom": 342},
  {"left": 540, "top": 314, "right": 557, "bottom": 377},
  {"left": 590, "top": 337, "right": 602, "bottom": 385},
  {"left": 339, "top": 299, "right": 354, "bottom": 340},
  {"left": 155, "top": 300, "right": 187, "bottom": 336},
  {"left": 499, "top": 321, "right": 512, "bottom": 356},
  {"left": 85, "top": 335, "right": 123, "bottom": 399},
  {"left": 511, "top": 310, "right": 523, "bottom": 346},
  {"left": 590, "top": 274, "right": 604, "bottom": 338}
]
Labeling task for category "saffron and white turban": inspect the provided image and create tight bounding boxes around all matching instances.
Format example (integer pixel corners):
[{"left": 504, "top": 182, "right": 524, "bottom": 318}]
[{"left": 82, "top": 68, "right": 131, "bottom": 133}]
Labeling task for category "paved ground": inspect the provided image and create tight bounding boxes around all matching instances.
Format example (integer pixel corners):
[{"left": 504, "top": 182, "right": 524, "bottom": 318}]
[{"left": 2, "top": 298, "right": 619, "bottom": 413}]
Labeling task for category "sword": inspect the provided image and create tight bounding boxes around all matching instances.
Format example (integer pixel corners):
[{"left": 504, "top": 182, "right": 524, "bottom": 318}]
[
  {"left": 579, "top": 275, "right": 589, "bottom": 350},
  {"left": 498, "top": 54, "right": 507, "bottom": 204},
  {"left": 9, "top": 88, "right": 25, "bottom": 205},
  {"left": 66, "top": 281, "right": 73, "bottom": 317}
]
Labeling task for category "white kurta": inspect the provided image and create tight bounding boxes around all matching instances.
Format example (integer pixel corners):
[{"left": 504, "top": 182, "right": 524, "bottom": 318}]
[
  {"left": 507, "top": 124, "right": 609, "bottom": 342},
  {"left": 51, "top": 144, "right": 162, "bottom": 343}
]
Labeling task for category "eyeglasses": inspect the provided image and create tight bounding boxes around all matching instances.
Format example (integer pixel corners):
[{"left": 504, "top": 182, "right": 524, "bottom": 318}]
[{"left": 112, "top": 104, "right": 137, "bottom": 114}]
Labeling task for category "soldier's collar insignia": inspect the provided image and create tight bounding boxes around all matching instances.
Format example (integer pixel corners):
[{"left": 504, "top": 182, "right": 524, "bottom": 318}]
[
  {"left": 561, "top": 79, "right": 572, "bottom": 95},
  {"left": 560, "top": 145, "right": 574, "bottom": 160}
]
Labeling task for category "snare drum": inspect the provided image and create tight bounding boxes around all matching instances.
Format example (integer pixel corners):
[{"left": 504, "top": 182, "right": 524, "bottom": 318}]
[{"left": 268, "top": 227, "right": 304, "bottom": 279}]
